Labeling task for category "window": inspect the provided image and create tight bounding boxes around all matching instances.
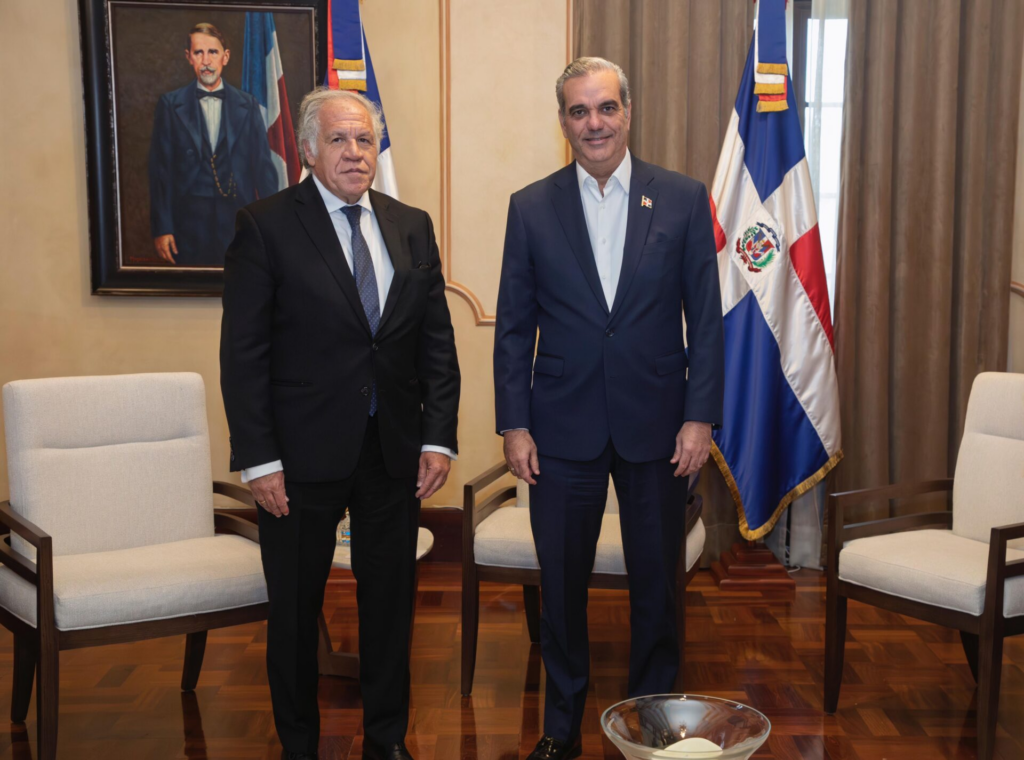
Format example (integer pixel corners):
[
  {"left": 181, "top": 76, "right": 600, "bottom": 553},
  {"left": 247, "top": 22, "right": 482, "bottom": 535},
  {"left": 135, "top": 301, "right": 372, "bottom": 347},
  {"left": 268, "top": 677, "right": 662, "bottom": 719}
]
[{"left": 793, "top": 0, "right": 849, "bottom": 314}]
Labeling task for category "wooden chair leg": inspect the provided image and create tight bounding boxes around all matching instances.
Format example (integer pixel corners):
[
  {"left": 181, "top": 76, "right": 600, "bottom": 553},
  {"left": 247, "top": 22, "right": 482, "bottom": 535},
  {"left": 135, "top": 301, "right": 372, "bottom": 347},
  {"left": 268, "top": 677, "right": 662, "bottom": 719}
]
[
  {"left": 959, "top": 629, "right": 980, "bottom": 683},
  {"left": 181, "top": 630, "right": 208, "bottom": 692},
  {"left": 523, "top": 584, "right": 541, "bottom": 644},
  {"left": 10, "top": 634, "right": 36, "bottom": 723},
  {"left": 976, "top": 630, "right": 1004, "bottom": 760},
  {"left": 824, "top": 590, "right": 847, "bottom": 714},
  {"left": 460, "top": 562, "right": 480, "bottom": 697},
  {"left": 37, "top": 634, "right": 58, "bottom": 760}
]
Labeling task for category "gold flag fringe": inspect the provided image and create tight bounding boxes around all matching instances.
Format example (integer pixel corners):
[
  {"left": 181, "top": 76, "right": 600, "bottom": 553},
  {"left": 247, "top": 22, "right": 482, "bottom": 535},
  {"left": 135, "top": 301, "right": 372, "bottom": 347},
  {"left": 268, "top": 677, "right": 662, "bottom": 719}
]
[{"left": 709, "top": 442, "right": 844, "bottom": 541}]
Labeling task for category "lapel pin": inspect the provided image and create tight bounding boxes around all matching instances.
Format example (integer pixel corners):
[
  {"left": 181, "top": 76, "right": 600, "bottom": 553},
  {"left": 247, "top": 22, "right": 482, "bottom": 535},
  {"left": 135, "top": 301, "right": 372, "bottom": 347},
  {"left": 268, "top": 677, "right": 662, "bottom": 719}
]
[{"left": 641, "top": 195, "right": 653, "bottom": 209}]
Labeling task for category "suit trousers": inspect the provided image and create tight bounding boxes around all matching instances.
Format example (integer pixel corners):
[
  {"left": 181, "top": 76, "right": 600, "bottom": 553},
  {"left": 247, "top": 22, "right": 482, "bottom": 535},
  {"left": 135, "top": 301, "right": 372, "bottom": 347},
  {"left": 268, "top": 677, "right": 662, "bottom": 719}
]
[
  {"left": 257, "top": 417, "right": 420, "bottom": 753},
  {"left": 529, "top": 440, "right": 687, "bottom": 741}
]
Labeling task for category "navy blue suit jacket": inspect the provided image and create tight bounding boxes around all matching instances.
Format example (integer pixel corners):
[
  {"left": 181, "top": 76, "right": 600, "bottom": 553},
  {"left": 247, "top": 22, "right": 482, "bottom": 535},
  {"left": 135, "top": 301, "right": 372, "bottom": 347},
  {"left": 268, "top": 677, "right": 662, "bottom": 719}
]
[
  {"left": 493, "top": 156, "right": 725, "bottom": 463},
  {"left": 149, "top": 81, "right": 278, "bottom": 237}
]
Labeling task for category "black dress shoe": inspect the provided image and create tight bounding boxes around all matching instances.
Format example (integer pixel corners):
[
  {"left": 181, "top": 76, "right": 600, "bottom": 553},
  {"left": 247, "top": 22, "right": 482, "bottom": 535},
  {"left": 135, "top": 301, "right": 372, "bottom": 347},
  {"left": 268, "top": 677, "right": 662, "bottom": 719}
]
[
  {"left": 362, "top": 738, "right": 415, "bottom": 760},
  {"left": 526, "top": 734, "right": 582, "bottom": 760}
]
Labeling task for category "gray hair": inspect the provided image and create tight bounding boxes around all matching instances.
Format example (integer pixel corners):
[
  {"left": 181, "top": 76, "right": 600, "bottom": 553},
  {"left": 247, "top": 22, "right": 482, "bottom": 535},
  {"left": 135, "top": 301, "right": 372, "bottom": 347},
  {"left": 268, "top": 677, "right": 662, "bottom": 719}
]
[
  {"left": 555, "top": 56, "right": 631, "bottom": 114},
  {"left": 296, "top": 87, "right": 385, "bottom": 168}
]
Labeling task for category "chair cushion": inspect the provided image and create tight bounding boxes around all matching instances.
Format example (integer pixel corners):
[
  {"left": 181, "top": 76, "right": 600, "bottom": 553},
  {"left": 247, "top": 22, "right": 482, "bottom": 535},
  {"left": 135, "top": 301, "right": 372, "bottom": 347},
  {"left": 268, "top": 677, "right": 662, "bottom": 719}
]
[
  {"left": 839, "top": 529, "right": 1024, "bottom": 617},
  {"left": 0, "top": 535, "right": 267, "bottom": 630},
  {"left": 2, "top": 373, "right": 214, "bottom": 558},
  {"left": 474, "top": 506, "right": 705, "bottom": 575}
]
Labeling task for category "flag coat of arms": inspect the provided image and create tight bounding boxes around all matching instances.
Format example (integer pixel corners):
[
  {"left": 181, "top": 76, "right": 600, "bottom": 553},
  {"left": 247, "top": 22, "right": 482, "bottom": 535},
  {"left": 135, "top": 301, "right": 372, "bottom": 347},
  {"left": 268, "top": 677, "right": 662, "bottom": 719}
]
[
  {"left": 709, "top": 0, "right": 842, "bottom": 540},
  {"left": 242, "top": 12, "right": 302, "bottom": 191},
  {"left": 324, "top": 0, "right": 398, "bottom": 198}
]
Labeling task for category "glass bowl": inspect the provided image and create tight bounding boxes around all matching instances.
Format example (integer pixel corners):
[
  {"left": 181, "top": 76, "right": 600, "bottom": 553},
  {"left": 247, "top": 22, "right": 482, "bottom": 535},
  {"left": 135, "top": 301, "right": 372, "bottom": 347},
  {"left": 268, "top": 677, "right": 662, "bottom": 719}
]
[{"left": 600, "top": 694, "right": 771, "bottom": 759}]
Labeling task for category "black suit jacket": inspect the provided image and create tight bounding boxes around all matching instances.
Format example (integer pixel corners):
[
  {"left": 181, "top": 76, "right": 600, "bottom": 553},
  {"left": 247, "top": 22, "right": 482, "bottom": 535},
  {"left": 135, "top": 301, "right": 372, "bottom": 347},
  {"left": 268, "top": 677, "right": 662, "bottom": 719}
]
[
  {"left": 220, "top": 176, "right": 460, "bottom": 482},
  {"left": 493, "top": 156, "right": 724, "bottom": 462}
]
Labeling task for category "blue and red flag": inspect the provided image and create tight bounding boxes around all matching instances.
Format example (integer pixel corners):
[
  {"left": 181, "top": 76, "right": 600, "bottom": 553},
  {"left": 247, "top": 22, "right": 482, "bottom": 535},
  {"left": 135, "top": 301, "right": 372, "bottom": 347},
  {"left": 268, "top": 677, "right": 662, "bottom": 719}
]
[
  {"left": 323, "top": 0, "right": 398, "bottom": 198},
  {"left": 242, "top": 12, "right": 302, "bottom": 190},
  {"left": 708, "top": 0, "right": 842, "bottom": 540}
]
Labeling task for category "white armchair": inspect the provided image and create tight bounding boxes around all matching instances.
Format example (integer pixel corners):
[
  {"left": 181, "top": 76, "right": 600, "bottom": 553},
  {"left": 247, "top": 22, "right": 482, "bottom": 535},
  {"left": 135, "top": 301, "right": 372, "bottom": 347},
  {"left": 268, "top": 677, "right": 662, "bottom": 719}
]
[
  {"left": 0, "top": 373, "right": 268, "bottom": 760},
  {"left": 825, "top": 371, "right": 1024, "bottom": 760},
  {"left": 460, "top": 463, "right": 705, "bottom": 696}
]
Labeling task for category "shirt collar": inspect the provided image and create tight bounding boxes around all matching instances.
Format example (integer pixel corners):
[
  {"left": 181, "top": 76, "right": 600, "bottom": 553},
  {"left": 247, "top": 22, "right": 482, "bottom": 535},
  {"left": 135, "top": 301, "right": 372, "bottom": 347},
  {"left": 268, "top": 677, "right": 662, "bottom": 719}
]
[
  {"left": 196, "top": 79, "right": 225, "bottom": 94},
  {"left": 576, "top": 150, "right": 632, "bottom": 197},
  {"left": 312, "top": 174, "right": 374, "bottom": 219}
]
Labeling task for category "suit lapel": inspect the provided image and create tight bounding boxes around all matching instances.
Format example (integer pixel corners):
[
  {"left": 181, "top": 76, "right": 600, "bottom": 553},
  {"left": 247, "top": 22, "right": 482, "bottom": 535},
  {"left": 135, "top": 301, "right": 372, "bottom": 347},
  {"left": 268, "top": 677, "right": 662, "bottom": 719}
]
[
  {"left": 172, "top": 87, "right": 204, "bottom": 156},
  {"left": 370, "top": 190, "right": 409, "bottom": 335},
  {"left": 222, "top": 83, "right": 242, "bottom": 157},
  {"left": 608, "top": 159, "right": 657, "bottom": 320},
  {"left": 551, "top": 163, "right": 609, "bottom": 314},
  {"left": 294, "top": 177, "right": 373, "bottom": 337}
]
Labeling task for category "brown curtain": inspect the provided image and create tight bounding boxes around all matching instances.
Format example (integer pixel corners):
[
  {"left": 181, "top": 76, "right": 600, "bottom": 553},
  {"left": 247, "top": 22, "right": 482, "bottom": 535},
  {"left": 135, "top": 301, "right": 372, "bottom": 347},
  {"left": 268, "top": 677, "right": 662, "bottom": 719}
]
[
  {"left": 575, "top": 0, "right": 757, "bottom": 563},
  {"left": 834, "top": 0, "right": 1024, "bottom": 521}
]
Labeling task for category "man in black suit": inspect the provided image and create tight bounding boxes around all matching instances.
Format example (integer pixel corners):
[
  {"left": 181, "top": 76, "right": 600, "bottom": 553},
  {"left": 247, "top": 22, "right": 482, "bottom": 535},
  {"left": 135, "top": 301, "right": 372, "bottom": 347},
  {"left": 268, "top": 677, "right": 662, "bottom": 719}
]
[
  {"left": 149, "top": 22, "right": 278, "bottom": 267},
  {"left": 220, "top": 87, "right": 460, "bottom": 760},
  {"left": 493, "top": 57, "right": 724, "bottom": 759}
]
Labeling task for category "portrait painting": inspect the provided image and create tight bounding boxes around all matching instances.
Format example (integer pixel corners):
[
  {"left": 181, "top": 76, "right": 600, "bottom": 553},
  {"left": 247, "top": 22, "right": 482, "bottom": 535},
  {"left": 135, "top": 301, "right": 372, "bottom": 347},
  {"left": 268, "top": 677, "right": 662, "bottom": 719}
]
[{"left": 80, "top": 0, "right": 326, "bottom": 295}]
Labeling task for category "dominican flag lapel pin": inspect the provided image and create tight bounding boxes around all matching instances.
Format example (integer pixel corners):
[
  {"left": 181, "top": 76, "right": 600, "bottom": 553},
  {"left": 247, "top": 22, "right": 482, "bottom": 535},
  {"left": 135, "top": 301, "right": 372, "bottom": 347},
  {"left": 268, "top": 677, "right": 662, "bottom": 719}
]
[{"left": 641, "top": 195, "right": 653, "bottom": 209}]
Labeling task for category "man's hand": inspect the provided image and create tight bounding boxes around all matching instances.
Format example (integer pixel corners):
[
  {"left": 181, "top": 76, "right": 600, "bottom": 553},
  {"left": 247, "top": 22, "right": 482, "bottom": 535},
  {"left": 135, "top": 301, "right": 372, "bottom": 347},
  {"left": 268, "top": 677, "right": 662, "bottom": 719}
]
[
  {"left": 503, "top": 429, "right": 540, "bottom": 485},
  {"left": 416, "top": 452, "right": 451, "bottom": 500},
  {"left": 250, "top": 470, "right": 289, "bottom": 517},
  {"left": 154, "top": 234, "right": 178, "bottom": 263},
  {"left": 671, "top": 421, "right": 712, "bottom": 478}
]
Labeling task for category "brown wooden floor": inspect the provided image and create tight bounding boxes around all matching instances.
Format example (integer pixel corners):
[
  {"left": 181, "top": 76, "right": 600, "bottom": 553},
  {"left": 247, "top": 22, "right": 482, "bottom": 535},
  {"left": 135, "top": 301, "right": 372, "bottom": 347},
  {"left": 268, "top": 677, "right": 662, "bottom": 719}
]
[{"left": 1, "top": 565, "right": 1023, "bottom": 759}]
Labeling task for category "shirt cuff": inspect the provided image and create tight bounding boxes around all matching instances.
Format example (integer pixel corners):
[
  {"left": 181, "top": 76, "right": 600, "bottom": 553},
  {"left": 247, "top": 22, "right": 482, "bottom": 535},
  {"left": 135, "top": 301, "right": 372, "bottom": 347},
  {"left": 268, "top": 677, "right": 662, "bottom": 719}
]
[
  {"left": 421, "top": 445, "right": 457, "bottom": 461},
  {"left": 241, "top": 460, "right": 284, "bottom": 484},
  {"left": 500, "top": 428, "right": 529, "bottom": 434}
]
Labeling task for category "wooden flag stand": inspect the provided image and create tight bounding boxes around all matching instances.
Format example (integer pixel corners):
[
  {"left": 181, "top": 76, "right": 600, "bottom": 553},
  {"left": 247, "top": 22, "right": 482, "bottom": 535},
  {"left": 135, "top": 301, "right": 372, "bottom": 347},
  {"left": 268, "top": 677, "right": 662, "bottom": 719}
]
[{"left": 711, "top": 541, "right": 795, "bottom": 593}]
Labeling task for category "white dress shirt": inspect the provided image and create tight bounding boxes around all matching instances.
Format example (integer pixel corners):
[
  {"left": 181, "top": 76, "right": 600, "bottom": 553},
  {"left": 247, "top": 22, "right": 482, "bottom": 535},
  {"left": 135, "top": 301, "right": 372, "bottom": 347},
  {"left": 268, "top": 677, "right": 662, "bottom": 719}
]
[
  {"left": 241, "top": 175, "right": 456, "bottom": 483},
  {"left": 577, "top": 150, "right": 631, "bottom": 309},
  {"left": 501, "top": 152, "right": 632, "bottom": 437},
  {"left": 197, "top": 80, "right": 224, "bottom": 151}
]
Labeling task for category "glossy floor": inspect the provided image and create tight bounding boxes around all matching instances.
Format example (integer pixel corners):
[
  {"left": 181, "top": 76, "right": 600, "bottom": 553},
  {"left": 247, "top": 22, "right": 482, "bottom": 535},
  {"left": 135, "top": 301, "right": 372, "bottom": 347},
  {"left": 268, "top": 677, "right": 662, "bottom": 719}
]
[{"left": 0, "top": 565, "right": 1022, "bottom": 759}]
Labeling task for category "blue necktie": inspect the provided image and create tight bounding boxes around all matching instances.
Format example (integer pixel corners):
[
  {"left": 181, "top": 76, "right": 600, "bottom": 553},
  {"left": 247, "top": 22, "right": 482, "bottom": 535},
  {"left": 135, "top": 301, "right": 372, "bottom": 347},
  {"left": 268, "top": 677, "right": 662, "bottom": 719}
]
[{"left": 341, "top": 205, "right": 379, "bottom": 416}]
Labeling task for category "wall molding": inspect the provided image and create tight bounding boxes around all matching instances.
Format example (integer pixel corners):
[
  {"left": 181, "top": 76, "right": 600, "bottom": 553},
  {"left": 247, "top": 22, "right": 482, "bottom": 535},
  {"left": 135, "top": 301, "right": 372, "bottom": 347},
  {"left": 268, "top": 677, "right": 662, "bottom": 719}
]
[{"left": 438, "top": 0, "right": 573, "bottom": 327}]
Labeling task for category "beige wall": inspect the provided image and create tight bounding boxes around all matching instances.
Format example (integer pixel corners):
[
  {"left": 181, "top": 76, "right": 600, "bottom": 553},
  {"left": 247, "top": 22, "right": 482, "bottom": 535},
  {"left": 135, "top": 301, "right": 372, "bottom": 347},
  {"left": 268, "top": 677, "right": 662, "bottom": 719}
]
[{"left": 0, "top": 0, "right": 569, "bottom": 507}]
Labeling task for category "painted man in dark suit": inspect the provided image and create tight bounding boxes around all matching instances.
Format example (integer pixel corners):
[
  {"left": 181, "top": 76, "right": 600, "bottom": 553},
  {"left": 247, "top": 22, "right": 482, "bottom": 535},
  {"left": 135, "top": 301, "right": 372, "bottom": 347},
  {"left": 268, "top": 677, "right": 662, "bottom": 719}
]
[
  {"left": 149, "top": 22, "right": 278, "bottom": 267},
  {"left": 493, "top": 57, "right": 725, "bottom": 760}
]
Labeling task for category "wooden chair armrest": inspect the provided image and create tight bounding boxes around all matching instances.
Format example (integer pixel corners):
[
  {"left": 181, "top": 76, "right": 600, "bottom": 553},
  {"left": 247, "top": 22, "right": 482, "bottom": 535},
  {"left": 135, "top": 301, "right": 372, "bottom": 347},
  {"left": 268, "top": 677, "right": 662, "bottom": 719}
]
[
  {"left": 213, "top": 480, "right": 258, "bottom": 509},
  {"left": 463, "top": 461, "right": 511, "bottom": 501},
  {"left": 0, "top": 500, "right": 51, "bottom": 548},
  {"left": 462, "top": 461, "right": 518, "bottom": 567},
  {"left": 688, "top": 470, "right": 701, "bottom": 499},
  {"left": 0, "top": 500, "right": 49, "bottom": 586},
  {"left": 462, "top": 461, "right": 516, "bottom": 528},
  {"left": 685, "top": 494, "right": 703, "bottom": 536},
  {"left": 0, "top": 501, "right": 54, "bottom": 628},
  {"left": 989, "top": 521, "right": 1024, "bottom": 582},
  {"left": 214, "top": 511, "right": 261, "bottom": 543},
  {"left": 991, "top": 520, "right": 1024, "bottom": 544},
  {"left": 826, "top": 479, "right": 953, "bottom": 574}
]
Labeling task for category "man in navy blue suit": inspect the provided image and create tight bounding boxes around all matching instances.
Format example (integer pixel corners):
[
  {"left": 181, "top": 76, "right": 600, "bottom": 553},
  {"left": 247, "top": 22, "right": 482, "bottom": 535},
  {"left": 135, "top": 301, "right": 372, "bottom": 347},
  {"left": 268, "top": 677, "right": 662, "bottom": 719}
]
[
  {"left": 493, "top": 57, "right": 725, "bottom": 760},
  {"left": 149, "top": 22, "right": 278, "bottom": 267}
]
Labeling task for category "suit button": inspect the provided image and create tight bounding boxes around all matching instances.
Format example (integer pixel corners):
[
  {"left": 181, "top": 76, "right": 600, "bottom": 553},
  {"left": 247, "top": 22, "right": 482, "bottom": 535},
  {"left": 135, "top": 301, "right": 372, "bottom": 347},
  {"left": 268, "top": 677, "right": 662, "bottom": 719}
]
[
  {"left": 606, "top": 330, "right": 615, "bottom": 338},
  {"left": 360, "top": 386, "right": 370, "bottom": 396},
  {"left": 372, "top": 343, "right": 379, "bottom": 351}
]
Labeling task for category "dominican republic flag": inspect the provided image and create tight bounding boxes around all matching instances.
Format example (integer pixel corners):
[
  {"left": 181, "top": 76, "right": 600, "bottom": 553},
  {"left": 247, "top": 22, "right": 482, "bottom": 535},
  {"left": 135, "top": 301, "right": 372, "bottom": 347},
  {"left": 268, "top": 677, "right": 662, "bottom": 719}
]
[
  {"left": 324, "top": 0, "right": 398, "bottom": 198},
  {"left": 242, "top": 12, "right": 302, "bottom": 190},
  {"left": 708, "top": 0, "right": 842, "bottom": 540}
]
